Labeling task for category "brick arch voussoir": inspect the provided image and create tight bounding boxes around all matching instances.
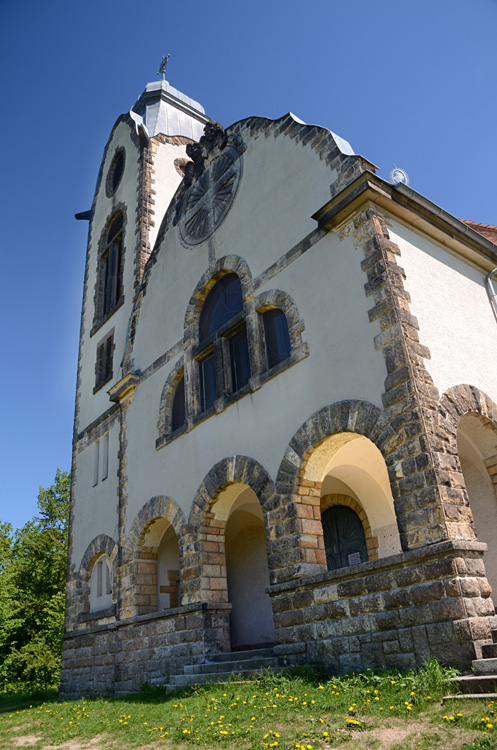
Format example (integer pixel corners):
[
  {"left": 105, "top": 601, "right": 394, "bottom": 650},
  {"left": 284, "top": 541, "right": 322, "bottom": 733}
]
[
  {"left": 440, "top": 385, "right": 497, "bottom": 436},
  {"left": 183, "top": 256, "right": 253, "bottom": 348},
  {"left": 276, "top": 400, "right": 382, "bottom": 494},
  {"left": 157, "top": 356, "right": 185, "bottom": 439},
  {"left": 126, "top": 496, "right": 188, "bottom": 557},
  {"left": 188, "top": 456, "right": 277, "bottom": 528},
  {"left": 79, "top": 534, "right": 117, "bottom": 582},
  {"left": 254, "top": 288, "right": 305, "bottom": 345}
]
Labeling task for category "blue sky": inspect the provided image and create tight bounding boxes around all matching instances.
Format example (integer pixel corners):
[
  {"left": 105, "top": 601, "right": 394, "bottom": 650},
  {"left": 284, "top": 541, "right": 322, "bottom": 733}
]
[{"left": 1, "top": 0, "right": 496, "bottom": 530}]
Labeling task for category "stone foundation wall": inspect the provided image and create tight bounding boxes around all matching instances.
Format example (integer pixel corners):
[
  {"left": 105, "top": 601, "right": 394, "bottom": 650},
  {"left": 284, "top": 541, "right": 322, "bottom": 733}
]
[
  {"left": 59, "top": 602, "right": 231, "bottom": 698},
  {"left": 269, "top": 541, "right": 496, "bottom": 674}
]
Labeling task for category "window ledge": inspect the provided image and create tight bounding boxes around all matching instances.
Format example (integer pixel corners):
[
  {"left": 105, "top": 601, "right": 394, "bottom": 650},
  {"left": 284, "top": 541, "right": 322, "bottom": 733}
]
[
  {"left": 80, "top": 604, "right": 116, "bottom": 623},
  {"left": 156, "top": 343, "right": 309, "bottom": 450}
]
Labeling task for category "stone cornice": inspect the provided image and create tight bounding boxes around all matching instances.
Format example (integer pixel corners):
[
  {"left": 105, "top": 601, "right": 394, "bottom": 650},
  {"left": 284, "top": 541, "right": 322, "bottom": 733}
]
[{"left": 313, "top": 171, "right": 497, "bottom": 272}]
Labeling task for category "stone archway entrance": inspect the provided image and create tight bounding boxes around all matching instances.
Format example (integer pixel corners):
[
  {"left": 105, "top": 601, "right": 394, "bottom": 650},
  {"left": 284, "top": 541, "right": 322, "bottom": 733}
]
[
  {"left": 458, "top": 414, "right": 497, "bottom": 593},
  {"left": 216, "top": 485, "right": 275, "bottom": 649}
]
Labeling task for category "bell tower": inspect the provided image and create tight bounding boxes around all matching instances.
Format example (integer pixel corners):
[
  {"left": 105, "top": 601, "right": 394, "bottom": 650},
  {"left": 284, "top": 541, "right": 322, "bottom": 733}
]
[{"left": 66, "top": 75, "right": 209, "bottom": 630}]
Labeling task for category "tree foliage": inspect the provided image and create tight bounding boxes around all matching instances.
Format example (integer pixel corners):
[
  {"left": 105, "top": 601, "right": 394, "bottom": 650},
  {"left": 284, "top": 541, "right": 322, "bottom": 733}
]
[{"left": 0, "top": 469, "right": 70, "bottom": 691}]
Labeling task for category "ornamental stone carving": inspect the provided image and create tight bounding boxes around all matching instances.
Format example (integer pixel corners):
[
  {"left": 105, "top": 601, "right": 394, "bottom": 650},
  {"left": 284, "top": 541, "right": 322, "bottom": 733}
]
[{"left": 174, "top": 122, "right": 245, "bottom": 246}]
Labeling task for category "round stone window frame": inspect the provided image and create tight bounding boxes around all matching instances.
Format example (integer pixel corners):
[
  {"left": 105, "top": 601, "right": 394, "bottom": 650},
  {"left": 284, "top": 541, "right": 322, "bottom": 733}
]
[
  {"left": 106, "top": 148, "right": 126, "bottom": 198},
  {"left": 178, "top": 145, "right": 243, "bottom": 246}
]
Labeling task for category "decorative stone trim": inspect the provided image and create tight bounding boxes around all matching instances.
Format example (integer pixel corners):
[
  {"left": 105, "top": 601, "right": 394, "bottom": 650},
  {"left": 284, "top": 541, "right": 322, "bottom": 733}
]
[
  {"left": 63, "top": 534, "right": 118, "bottom": 630},
  {"left": 122, "top": 496, "right": 188, "bottom": 618},
  {"left": 321, "top": 493, "right": 379, "bottom": 561},
  {"left": 438, "top": 384, "right": 497, "bottom": 501},
  {"left": 182, "top": 456, "right": 276, "bottom": 606},
  {"left": 183, "top": 256, "right": 253, "bottom": 348},
  {"left": 254, "top": 288, "right": 304, "bottom": 346},
  {"left": 341, "top": 207, "right": 479, "bottom": 549},
  {"left": 156, "top": 357, "right": 185, "bottom": 447}
]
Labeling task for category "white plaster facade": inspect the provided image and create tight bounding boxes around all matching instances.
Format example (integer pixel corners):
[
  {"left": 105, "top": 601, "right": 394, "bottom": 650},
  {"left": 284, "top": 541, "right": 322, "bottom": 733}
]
[{"left": 62, "top": 78, "right": 497, "bottom": 694}]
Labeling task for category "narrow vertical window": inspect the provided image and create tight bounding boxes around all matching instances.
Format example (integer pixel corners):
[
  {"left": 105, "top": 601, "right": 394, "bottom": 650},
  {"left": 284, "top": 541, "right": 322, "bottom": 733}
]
[
  {"left": 101, "top": 433, "right": 109, "bottom": 481},
  {"left": 171, "top": 376, "right": 186, "bottom": 432},
  {"left": 93, "top": 440, "right": 99, "bottom": 487},
  {"left": 200, "top": 351, "right": 217, "bottom": 411},
  {"left": 229, "top": 326, "right": 251, "bottom": 392},
  {"left": 96, "top": 560, "right": 103, "bottom": 597},
  {"left": 95, "top": 333, "right": 114, "bottom": 391},
  {"left": 263, "top": 309, "right": 291, "bottom": 369}
]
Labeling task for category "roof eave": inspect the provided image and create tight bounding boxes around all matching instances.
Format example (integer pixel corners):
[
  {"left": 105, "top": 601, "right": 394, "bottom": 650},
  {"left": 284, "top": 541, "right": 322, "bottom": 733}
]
[{"left": 313, "top": 171, "right": 497, "bottom": 272}]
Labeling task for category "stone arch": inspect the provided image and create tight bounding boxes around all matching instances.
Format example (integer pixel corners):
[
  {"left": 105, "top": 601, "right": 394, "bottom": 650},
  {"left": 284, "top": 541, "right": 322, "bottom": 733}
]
[
  {"left": 78, "top": 534, "right": 118, "bottom": 617},
  {"left": 80, "top": 534, "right": 118, "bottom": 580},
  {"left": 254, "top": 288, "right": 305, "bottom": 350},
  {"left": 183, "top": 256, "right": 253, "bottom": 348},
  {"left": 184, "top": 456, "right": 277, "bottom": 648},
  {"left": 276, "top": 400, "right": 382, "bottom": 494},
  {"left": 124, "top": 496, "right": 188, "bottom": 617},
  {"left": 189, "top": 455, "right": 276, "bottom": 528},
  {"left": 439, "top": 385, "right": 497, "bottom": 432},
  {"left": 157, "top": 356, "right": 185, "bottom": 443},
  {"left": 439, "top": 385, "right": 497, "bottom": 593},
  {"left": 269, "top": 401, "right": 404, "bottom": 584}
]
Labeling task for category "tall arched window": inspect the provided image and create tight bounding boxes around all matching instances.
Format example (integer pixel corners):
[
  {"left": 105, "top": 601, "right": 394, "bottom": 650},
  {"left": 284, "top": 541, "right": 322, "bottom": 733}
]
[
  {"left": 96, "top": 212, "right": 124, "bottom": 325},
  {"left": 90, "top": 555, "right": 113, "bottom": 612},
  {"left": 262, "top": 309, "right": 291, "bottom": 369},
  {"left": 171, "top": 375, "right": 186, "bottom": 432},
  {"left": 197, "top": 274, "right": 250, "bottom": 412}
]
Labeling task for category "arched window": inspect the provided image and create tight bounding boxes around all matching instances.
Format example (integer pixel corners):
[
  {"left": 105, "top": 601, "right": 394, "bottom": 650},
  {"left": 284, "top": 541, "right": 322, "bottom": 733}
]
[
  {"left": 197, "top": 274, "right": 250, "bottom": 412},
  {"left": 262, "top": 309, "right": 291, "bottom": 369},
  {"left": 321, "top": 505, "right": 368, "bottom": 571},
  {"left": 95, "top": 212, "right": 124, "bottom": 326},
  {"left": 90, "top": 555, "right": 113, "bottom": 612},
  {"left": 171, "top": 375, "right": 186, "bottom": 432}
]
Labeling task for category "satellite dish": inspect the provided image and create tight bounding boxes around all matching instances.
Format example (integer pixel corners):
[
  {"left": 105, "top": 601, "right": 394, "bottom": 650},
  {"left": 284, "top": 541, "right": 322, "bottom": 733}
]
[{"left": 390, "top": 167, "right": 409, "bottom": 186}]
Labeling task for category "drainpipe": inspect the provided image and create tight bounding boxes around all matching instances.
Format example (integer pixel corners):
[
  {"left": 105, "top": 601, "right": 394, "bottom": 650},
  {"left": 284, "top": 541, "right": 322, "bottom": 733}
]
[{"left": 486, "top": 268, "right": 497, "bottom": 323}]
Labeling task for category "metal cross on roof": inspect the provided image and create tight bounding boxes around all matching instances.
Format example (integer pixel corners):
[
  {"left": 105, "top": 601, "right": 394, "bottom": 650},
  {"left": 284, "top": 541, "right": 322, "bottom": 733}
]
[{"left": 158, "top": 54, "right": 171, "bottom": 80}]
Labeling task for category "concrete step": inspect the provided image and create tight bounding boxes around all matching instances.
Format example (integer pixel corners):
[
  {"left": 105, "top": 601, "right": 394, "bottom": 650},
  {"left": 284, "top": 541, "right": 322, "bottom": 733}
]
[
  {"left": 169, "top": 667, "right": 277, "bottom": 687},
  {"left": 472, "top": 658, "right": 497, "bottom": 676},
  {"left": 443, "top": 693, "right": 497, "bottom": 704},
  {"left": 183, "top": 657, "right": 279, "bottom": 676},
  {"left": 450, "top": 675, "right": 497, "bottom": 693},
  {"left": 481, "top": 643, "right": 497, "bottom": 659},
  {"left": 209, "top": 647, "right": 276, "bottom": 663}
]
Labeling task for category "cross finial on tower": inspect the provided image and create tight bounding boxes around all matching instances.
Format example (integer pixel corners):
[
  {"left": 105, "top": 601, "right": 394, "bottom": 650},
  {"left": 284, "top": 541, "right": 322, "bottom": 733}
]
[{"left": 158, "top": 54, "right": 171, "bottom": 80}]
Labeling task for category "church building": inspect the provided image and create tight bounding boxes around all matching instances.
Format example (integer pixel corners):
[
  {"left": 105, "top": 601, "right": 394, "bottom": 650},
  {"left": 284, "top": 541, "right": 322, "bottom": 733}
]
[{"left": 60, "top": 74, "right": 497, "bottom": 696}]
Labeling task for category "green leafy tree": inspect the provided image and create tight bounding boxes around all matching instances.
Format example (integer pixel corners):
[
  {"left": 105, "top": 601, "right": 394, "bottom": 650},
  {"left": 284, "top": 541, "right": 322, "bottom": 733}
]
[{"left": 0, "top": 469, "right": 70, "bottom": 691}]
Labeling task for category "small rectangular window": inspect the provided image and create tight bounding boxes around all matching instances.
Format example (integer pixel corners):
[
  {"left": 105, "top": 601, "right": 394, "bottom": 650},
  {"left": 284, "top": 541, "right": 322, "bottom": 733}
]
[
  {"left": 93, "top": 440, "right": 99, "bottom": 487},
  {"left": 200, "top": 351, "right": 217, "bottom": 411},
  {"left": 105, "top": 562, "right": 112, "bottom": 595},
  {"left": 95, "top": 333, "right": 114, "bottom": 391},
  {"left": 101, "top": 433, "right": 109, "bottom": 481},
  {"left": 97, "top": 560, "right": 103, "bottom": 597},
  {"left": 229, "top": 326, "right": 251, "bottom": 392}
]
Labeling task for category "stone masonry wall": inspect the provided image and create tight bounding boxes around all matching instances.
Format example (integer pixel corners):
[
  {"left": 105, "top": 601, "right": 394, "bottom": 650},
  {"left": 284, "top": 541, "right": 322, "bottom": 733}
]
[
  {"left": 270, "top": 540, "right": 496, "bottom": 674},
  {"left": 59, "top": 602, "right": 231, "bottom": 698}
]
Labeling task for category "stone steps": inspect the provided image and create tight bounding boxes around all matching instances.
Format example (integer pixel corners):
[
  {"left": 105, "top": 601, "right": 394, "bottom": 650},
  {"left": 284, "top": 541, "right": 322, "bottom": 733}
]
[
  {"left": 444, "top": 626, "right": 497, "bottom": 700},
  {"left": 166, "top": 646, "right": 283, "bottom": 691}
]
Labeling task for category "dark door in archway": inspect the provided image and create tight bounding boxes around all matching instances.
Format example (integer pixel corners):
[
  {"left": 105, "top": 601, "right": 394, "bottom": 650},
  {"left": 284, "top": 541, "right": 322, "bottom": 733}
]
[{"left": 322, "top": 505, "right": 368, "bottom": 571}]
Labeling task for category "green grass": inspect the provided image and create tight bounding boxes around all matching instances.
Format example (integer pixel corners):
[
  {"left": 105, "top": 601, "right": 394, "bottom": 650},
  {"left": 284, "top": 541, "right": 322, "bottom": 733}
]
[{"left": 0, "top": 662, "right": 496, "bottom": 749}]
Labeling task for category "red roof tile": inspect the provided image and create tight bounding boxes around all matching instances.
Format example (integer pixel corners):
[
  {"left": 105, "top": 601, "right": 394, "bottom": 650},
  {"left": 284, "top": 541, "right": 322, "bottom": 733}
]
[{"left": 461, "top": 220, "right": 497, "bottom": 244}]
